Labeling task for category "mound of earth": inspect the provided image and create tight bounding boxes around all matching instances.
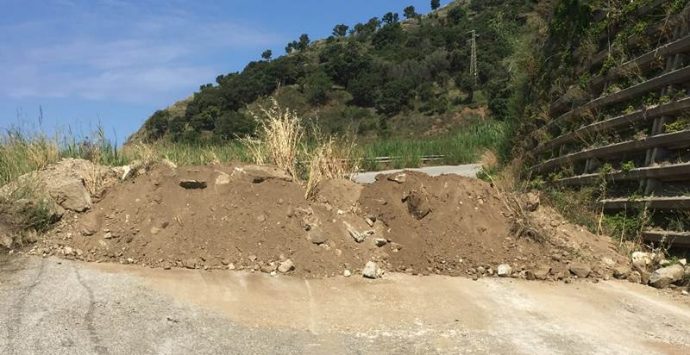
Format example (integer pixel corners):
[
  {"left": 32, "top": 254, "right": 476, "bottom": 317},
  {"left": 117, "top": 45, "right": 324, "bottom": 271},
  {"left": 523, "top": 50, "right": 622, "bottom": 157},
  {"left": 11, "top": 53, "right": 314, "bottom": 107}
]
[{"left": 33, "top": 163, "right": 628, "bottom": 279}]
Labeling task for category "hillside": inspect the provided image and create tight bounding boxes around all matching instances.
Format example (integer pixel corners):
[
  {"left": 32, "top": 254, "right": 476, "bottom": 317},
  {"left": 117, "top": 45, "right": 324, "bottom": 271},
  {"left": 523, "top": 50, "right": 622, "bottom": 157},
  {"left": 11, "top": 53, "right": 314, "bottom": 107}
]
[
  {"left": 130, "top": 0, "right": 536, "bottom": 144},
  {"left": 515, "top": 0, "right": 690, "bottom": 241}
]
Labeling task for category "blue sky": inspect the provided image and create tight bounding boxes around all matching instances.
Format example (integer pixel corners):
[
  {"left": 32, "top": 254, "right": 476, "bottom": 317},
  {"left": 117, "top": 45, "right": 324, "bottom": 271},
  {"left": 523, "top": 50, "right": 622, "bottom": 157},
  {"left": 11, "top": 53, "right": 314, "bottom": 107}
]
[{"left": 0, "top": 0, "right": 448, "bottom": 141}]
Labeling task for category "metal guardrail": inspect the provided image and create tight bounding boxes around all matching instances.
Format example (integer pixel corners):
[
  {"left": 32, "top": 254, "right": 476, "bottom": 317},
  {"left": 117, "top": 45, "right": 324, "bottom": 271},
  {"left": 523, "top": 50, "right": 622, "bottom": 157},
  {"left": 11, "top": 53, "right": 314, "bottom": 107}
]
[{"left": 362, "top": 155, "right": 445, "bottom": 163}]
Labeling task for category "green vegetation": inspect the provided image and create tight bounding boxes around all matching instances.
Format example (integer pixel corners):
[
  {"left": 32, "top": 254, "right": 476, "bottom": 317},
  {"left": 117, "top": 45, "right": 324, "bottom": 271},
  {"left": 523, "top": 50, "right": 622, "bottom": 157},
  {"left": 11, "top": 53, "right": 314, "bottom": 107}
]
[
  {"left": 542, "top": 186, "right": 601, "bottom": 232},
  {"left": 603, "top": 211, "right": 650, "bottom": 241},
  {"left": 621, "top": 161, "right": 636, "bottom": 173},
  {"left": 360, "top": 120, "right": 507, "bottom": 170},
  {"left": 664, "top": 118, "right": 689, "bottom": 133},
  {"left": 1, "top": 118, "right": 505, "bottom": 187},
  {"left": 133, "top": 0, "right": 533, "bottom": 146},
  {"left": 509, "top": 0, "right": 690, "bottom": 241},
  {"left": 0, "top": 128, "right": 124, "bottom": 186}
]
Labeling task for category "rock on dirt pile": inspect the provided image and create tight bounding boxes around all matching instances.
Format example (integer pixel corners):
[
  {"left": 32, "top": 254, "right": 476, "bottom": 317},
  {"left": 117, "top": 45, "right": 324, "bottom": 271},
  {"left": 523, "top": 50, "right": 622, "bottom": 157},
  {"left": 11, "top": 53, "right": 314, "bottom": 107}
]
[{"left": 35, "top": 163, "right": 627, "bottom": 279}]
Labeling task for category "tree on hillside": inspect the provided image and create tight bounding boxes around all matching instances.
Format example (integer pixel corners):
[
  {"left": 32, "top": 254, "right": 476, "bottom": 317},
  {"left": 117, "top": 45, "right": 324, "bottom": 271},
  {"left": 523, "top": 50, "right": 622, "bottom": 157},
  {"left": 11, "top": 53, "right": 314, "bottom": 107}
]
[
  {"left": 404, "top": 6, "right": 418, "bottom": 19},
  {"left": 298, "top": 34, "right": 311, "bottom": 50},
  {"left": 190, "top": 106, "right": 219, "bottom": 132},
  {"left": 376, "top": 78, "right": 415, "bottom": 116},
  {"left": 214, "top": 111, "right": 254, "bottom": 140},
  {"left": 320, "top": 41, "right": 371, "bottom": 86},
  {"left": 286, "top": 34, "right": 310, "bottom": 53},
  {"left": 382, "top": 12, "right": 399, "bottom": 26},
  {"left": 348, "top": 72, "right": 380, "bottom": 107},
  {"left": 457, "top": 73, "right": 475, "bottom": 103},
  {"left": 431, "top": 0, "right": 440, "bottom": 11},
  {"left": 349, "top": 18, "right": 380, "bottom": 37},
  {"left": 447, "top": 6, "right": 466, "bottom": 25},
  {"left": 301, "top": 69, "right": 333, "bottom": 105},
  {"left": 371, "top": 23, "right": 404, "bottom": 50},
  {"left": 285, "top": 41, "right": 297, "bottom": 54},
  {"left": 332, "top": 24, "right": 349, "bottom": 37},
  {"left": 145, "top": 110, "right": 170, "bottom": 140},
  {"left": 365, "top": 17, "right": 381, "bottom": 33},
  {"left": 261, "top": 49, "right": 272, "bottom": 61}
]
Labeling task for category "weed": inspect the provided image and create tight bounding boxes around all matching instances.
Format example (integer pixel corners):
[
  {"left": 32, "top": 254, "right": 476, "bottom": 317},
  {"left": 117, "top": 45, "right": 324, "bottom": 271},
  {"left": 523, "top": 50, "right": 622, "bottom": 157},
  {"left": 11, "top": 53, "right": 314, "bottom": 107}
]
[
  {"left": 543, "top": 186, "right": 601, "bottom": 233},
  {"left": 476, "top": 166, "right": 496, "bottom": 182},
  {"left": 242, "top": 100, "right": 304, "bottom": 180},
  {"left": 0, "top": 131, "right": 60, "bottom": 186},
  {"left": 603, "top": 210, "right": 650, "bottom": 241},
  {"left": 483, "top": 172, "right": 547, "bottom": 243},
  {"left": 621, "top": 161, "right": 636, "bottom": 173},
  {"left": 527, "top": 177, "right": 545, "bottom": 190},
  {"left": 304, "top": 136, "right": 360, "bottom": 199},
  {"left": 599, "top": 163, "right": 613, "bottom": 175},
  {"left": 664, "top": 119, "right": 689, "bottom": 133}
]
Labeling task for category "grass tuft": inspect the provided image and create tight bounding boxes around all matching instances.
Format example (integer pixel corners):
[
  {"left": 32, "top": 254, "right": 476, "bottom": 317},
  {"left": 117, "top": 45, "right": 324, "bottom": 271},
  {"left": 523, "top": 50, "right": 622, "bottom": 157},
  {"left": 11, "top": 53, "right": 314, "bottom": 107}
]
[
  {"left": 305, "top": 136, "right": 360, "bottom": 199},
  {"left": 242, "top": 100, "right": 304, "bottom": 180}
]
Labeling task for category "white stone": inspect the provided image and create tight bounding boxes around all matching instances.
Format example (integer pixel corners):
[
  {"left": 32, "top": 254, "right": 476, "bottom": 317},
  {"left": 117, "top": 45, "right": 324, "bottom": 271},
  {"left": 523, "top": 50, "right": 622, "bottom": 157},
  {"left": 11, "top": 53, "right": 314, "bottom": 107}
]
[
  {"left": 601, "top": 257, "right": 616, "bottom": 268},
  {"left": 631, "top": 251, "right": 652, "bottom": 270},
  {"left": 362, "top": 261, "right": 382, "bottom": 279},
  {"left": 278, "top": 259, "right": 295, "bottom": 273},
  {"left": 650, "top": 264, "right": 685, "bottom": 289},
  {"left": 497, "top": 264, "right": 512, "bottom": 277},
  {"left": 215, "top": 172, "right": 231, "bottom": 185}
]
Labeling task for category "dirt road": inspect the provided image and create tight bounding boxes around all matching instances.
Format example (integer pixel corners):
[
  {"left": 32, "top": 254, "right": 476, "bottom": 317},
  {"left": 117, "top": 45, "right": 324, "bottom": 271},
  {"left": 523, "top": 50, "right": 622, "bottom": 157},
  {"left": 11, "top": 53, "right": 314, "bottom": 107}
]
[{"left": 1, "top": 255, "right": 689, "bottom": 354}]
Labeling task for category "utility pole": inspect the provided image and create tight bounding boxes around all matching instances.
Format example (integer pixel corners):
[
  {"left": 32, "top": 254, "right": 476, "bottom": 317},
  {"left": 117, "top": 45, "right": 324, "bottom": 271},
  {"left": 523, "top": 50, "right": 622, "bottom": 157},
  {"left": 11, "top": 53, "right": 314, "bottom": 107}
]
[{"left": 469, "top": 30, "right": 478, "bottom": 86}]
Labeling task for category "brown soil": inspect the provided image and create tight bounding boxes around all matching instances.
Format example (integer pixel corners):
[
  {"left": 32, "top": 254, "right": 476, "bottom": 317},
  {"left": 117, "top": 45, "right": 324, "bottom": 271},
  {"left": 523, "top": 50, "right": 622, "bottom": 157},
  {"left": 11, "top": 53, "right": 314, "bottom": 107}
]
[{"left": 35, "top": 163, "right": 627, "bottom": 279}]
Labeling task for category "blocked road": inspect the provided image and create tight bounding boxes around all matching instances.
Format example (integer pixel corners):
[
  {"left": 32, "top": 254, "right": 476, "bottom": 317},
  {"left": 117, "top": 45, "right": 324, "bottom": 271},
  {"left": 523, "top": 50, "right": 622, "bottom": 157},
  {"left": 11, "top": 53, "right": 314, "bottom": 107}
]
[
  {"left": 1, "top": 255, "right": 690, "bottom": 354},
  {"left": 352, "top": 164, "right": 482, "bottom": 184}
]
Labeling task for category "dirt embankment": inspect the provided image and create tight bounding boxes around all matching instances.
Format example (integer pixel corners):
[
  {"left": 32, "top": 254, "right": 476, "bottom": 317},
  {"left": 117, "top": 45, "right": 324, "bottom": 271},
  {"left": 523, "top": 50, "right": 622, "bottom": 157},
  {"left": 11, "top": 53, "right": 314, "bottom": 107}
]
[{"left": 29, "top": 162, "right": 628, "bottom": 280}]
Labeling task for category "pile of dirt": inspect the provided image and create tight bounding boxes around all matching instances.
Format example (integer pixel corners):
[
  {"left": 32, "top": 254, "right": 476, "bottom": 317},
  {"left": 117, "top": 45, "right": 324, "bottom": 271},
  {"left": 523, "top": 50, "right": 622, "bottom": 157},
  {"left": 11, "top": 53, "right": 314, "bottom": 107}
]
[
  {"left": 0, "top": 158, "right": 126, "bottom": 216},
  {"left": 33, "top": 163, "right": 628, "bottom": 279}
]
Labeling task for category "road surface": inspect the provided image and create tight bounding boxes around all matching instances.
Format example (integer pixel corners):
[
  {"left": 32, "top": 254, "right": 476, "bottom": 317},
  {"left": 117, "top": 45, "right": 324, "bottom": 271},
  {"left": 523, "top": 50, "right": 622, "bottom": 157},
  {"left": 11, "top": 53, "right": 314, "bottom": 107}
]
[
  {"left": 352, "top": 164, "right": 482, "bottom": 184},
  {"left": 1, "top": 254, "right": 689, "bottom": 354}
]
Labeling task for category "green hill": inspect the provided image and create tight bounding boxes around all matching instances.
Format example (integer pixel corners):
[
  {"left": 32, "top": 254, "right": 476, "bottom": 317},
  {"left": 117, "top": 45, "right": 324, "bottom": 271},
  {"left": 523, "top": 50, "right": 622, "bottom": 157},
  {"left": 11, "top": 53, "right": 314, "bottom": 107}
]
[{"left": 130, "top": 0, "right": 537, "bottom": 144}]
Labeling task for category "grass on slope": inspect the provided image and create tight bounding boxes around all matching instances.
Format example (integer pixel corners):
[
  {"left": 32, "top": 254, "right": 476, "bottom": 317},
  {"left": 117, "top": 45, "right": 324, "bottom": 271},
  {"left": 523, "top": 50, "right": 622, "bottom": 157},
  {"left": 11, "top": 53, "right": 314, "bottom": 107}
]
[
  {"left": 360, "top": 120, "right": 508, "bottom": 170},
  {"left": 1, "top": 119, "right": 508, "bottom": 188}
]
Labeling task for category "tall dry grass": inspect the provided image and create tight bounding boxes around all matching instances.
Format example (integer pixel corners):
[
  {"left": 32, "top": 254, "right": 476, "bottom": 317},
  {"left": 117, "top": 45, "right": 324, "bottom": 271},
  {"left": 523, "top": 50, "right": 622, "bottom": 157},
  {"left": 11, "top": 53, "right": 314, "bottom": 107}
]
[
  {"left": 240, "top": 100, "right": 361, "bottom": 197},
  {"left": 242, "top": 100, "right": 304, "bottom": 180},
  {"left": 305, "top": 136, "right": 361, "bottom": 199},
  {"left": 0, "top": 132, "right": 60, "bottom": 186}
]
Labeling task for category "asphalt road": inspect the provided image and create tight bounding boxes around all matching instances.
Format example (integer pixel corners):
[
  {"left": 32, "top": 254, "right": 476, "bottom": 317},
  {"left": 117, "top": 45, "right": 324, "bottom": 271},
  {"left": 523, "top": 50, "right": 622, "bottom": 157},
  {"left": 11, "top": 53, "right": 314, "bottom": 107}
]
[
  {"left": 2, "top": 254, "right": 690, "bottom": 354},
  {"left": 351, "top": 164, "right": 482, "bottom": 184}
]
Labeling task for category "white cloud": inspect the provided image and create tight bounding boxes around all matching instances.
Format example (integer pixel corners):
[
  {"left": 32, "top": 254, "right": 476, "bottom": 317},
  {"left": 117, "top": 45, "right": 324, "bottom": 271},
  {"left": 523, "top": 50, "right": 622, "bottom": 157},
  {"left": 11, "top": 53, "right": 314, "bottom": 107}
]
[{"left": 0, "top": 1, "right": 284, "bottom": 103}]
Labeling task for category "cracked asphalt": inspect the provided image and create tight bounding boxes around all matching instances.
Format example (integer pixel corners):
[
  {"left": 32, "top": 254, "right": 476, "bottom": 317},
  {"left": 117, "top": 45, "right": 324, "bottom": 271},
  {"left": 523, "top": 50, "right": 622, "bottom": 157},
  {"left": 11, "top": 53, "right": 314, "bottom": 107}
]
[{"left": 2, "top": 254, "right": 690, "bottom": 354}]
